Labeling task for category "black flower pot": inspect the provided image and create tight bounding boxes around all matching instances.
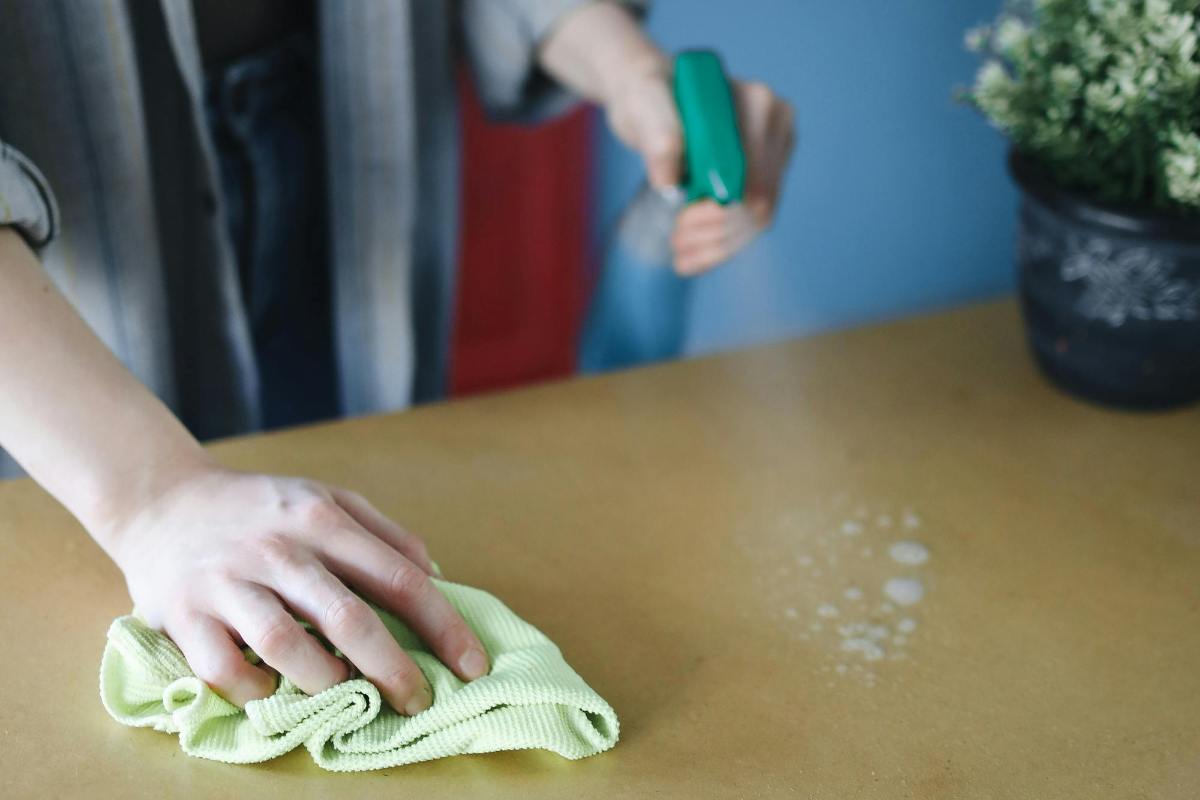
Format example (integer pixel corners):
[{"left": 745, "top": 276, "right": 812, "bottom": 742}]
[{"left": 1010, "top": 151, "right": 1200, "bottom": 410}]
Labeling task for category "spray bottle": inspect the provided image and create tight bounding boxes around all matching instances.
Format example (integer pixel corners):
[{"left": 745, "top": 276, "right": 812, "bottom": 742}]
[{"left": 579, "top": 50, "right": 746, "bottom": 372}]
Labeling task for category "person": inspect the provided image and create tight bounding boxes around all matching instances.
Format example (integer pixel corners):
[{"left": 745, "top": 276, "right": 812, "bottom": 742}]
[{"left": 0, "top": 0, "right": 794, "bottom": 717}]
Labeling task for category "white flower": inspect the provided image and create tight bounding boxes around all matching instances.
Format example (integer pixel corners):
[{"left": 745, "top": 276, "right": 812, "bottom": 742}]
[
  {"left": 1085, "top": 80, "right": 1124, "bottom": 114},
  {"left": 1075, "top": 24, "right": 1109, "bottom": 70},
  {"left": 1164, "top": 129, "right": 1200, "bottom": 205},
  {"left": 962, "top": 0, "right": 1200, "bottom": 208},
  {"left": 1147, "top": 13, "right": 1198, "bottom": 64},
  {"left": 964, "top": 24, "right": 991, "bottom": 52},
  {"left": 1143, "top": 0, "right": 1171, "bottom": 22},
  {"left": 1050, "top": 64, "right": 1083, "bottom": 96},
  {"left": 1138, "top": 64, "right": 1160, "bottom": 90},
  {"left": 974, "top": 61, "right": 1017, "bottom": 127},
  {"left": 995, "top": 17, "right": 1031, "bottom": 53}
]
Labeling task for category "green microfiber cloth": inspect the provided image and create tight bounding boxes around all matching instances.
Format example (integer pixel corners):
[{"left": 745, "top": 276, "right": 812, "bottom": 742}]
[{"left": 99, "top": 579, "right": 619, "bottom": 771}]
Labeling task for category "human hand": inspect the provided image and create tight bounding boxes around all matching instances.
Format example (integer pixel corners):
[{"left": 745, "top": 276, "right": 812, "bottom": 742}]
[
  {"left": 605, "top": 64, "right": 796, "bottom": 275},
  {"left": 101, "top": 465, "right": 488, "bottom": 714}
]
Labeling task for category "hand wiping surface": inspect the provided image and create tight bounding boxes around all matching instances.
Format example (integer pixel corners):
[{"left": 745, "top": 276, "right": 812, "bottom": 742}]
[{"left": 99, "top": 579, "right": 619, "bottom": 772}]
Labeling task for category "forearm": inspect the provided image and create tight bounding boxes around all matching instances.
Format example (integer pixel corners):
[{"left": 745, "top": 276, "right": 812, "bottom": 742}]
[
  {"left": 0, "top": 229, "right": 212, "bottom": 548},
  {"left": 537, "top": 1, "right": 668, "bottom": 106}
]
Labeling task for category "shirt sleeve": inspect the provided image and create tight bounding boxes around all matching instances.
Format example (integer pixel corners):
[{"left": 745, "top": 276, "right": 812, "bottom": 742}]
[
  {"left": 0, "top": 140, "right": 59, "bottom": 250},
  {"left": 460, "top": 0, "right": 650, "bottom": 122}
]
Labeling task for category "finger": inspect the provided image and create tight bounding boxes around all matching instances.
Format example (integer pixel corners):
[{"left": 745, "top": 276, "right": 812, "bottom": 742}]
[
  {"left": 675, "top": 239, "right": 733, "bottom": 275},
  {"left": 676, "top": 199, "right": 727, "bottom": 228},
  {"left": 744, "top": 148, "right": 787, "bottom": 227},
  {"left": 676, "top": 205, "right": 762, "bottom": 270},
  {"left": 672, "top": 222, "right": 730, "bottom": 249},
  {"left": 751, "top": 100, "right": 796, "bottom": 203},
  {"left": 723, "top": 206, "right": 765, "bottom": 251},
  {"left": 642, "top": 127, "right": 683, "bottom": 189},
  {"left": 217, "top": 582, "right": 349, "bottom": 697},
  {"left": 744, "top": 192, "right": 778, "bottom": 229},
  {"left": 632, "top": 87, "right": 684, "bottom": 188},
  {"left": 772, "top": 100, "right": 798, "bottom": 155},
  {"left": 671, "top": 222, "right": 730, "bottom": 257},
  {"left": 734, "top": 81, "right": 775, "bottom": 145},
  {"left": 275, "top": 559, "right": 434, "bottom": 716},
  {"left": 734, "top": 80, "right": 795, "bottom": 230},
  {"left": 318, "top": 532, "right": 490, "bottom": 684},
  {"left": 330, "top": 488, "right": 435, "bottom": 575},
  {"left": 744, "top": 141, "right": 790, "bottom": 228},
  {"left": 168, "top": 614, "right": 277, "bottom": 707},
  {"left": 743, "top": 81, "right": 785, "bottom": 125},
  {"left": 741, "top": 161, "right": 781, "bottom": 230},
  {"left": 672, "top": 205, "right": 735, "bottom": 243}
]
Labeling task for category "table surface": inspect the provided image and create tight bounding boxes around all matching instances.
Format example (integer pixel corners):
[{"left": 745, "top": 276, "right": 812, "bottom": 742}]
[{"left": 2, "top": 300, "right": 1197, "bottom": 799}]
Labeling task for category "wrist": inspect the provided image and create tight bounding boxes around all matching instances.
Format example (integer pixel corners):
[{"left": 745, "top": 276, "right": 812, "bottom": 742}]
[
  {"left": 82, "top": 442, "right": 220, "bottom": 564},
  {"left": 539, "top": 1, "right": 669, "bottom": 106},
  {"left": 0, "top": 226, "right": 224, "bottom": 565},
  {"left": 600, "top": 46, "right": 672, "bottom": 110}
]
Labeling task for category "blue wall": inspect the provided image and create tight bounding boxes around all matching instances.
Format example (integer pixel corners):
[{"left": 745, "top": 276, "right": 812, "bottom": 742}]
[{"left": 592, "top": 0, "right": 1018, "bottom": 355}]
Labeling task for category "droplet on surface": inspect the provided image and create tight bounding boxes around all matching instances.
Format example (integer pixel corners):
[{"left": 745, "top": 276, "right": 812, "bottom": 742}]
[
  {"left": 888, "top": 541, "right": 930, "bottom": 566},
  {"left": 883, "top": 577, "right": 925, "bottom": 606},
  {"left": 841, "top": 638, "right": 885, "bottom": 662},
  {"left": 817, "top": 603, "right": 840, "bottom": 618}
]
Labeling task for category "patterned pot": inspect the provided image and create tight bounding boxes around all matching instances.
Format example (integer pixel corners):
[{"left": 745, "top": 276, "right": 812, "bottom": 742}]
[{"left": 1010, "top": 151, "right": 1200, "bottom": 409}]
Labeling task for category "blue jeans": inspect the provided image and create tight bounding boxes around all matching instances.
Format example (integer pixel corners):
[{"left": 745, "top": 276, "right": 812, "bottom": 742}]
[{"left": 204, "top": 35, "right": 337, "bottom": 430}]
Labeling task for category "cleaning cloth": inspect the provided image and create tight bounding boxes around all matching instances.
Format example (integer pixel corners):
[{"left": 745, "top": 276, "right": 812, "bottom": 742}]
[{"left": 99, "top": 579, "right": 619, "bottom": 771}]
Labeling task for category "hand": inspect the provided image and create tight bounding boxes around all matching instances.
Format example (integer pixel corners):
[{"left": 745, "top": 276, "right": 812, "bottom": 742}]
[
  {"left": 0, "top": 233, "right": 481, "bottom": 716},
  {"left": 102, "top": 464, "right": 489, "bottom": 714},
  {"left": 605, "top": 65, "right": 796, "bottom": 275}
]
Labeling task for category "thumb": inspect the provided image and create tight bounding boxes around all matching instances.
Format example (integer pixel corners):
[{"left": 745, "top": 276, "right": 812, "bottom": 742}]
[
  {"left": 640, "top": 127, "right": 684, "bottom": 189},
  {"left": 606, "top": 63, "right": 684, "bottom": 188}
]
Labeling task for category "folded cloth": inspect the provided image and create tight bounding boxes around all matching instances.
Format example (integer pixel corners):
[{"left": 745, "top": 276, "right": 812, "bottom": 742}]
[{"left": 99, "top": 579, "right": 619, "bottom": 771}]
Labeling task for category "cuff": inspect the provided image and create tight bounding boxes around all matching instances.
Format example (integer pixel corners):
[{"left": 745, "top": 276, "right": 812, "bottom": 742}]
[
  {"left": 0, "top": 142, "right": 60, "bottom": 249},
  {"left": 462, "top": 0, "right": 650, "bottom": 123}
]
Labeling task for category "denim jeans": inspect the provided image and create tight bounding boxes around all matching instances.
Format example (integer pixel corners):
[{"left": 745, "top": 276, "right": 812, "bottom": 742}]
[{"left": 204, "top": 35, "right": 337, "bottom": 430}]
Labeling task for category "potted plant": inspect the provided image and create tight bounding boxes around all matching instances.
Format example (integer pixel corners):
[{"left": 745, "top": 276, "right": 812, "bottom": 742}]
[{"left": 963, "top": 0, "right": 1200, "bottom": 409}]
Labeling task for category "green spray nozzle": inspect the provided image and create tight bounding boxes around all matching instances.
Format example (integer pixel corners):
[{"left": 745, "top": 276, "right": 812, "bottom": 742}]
[{"left": 674, "top": 50, "right": 745, "bottom": 204}]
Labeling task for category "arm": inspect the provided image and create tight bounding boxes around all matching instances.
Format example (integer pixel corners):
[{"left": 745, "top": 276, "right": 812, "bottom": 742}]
[
  {"left": 538, "top": 2, "right": 796, "bottom": 274},
  {"left": 0, "top": 227, "right": 210, "bottom": 532},
  {"left": 537, "top": 3, "right": 678, "bottom": 185},
  {"left": 0, "top": 229, "right": 488, "bottom": 712}
]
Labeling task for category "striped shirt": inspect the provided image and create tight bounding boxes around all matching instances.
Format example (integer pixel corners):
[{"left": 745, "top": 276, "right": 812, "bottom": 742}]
[{"left": 0, "top": 0, "right": 644, "bottom": 477}]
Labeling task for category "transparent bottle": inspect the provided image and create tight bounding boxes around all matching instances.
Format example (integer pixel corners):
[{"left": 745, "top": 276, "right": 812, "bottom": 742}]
[
  {"left": 577, "top": 49, "right": 745, "bottom": 373},
  {"left": 578, "top": 184, "right": 688, "bottom": 372}
]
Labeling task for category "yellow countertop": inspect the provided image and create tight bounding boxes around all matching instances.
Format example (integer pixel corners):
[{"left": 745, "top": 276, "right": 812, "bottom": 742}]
[{"left": 1, "top": 300, "right": 1197, "bottom": 798}]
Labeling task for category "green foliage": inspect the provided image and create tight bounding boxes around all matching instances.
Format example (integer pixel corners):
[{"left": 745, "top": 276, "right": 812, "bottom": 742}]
[{"left": 963, "top": 0, "right": 1200, "bottom": 210}]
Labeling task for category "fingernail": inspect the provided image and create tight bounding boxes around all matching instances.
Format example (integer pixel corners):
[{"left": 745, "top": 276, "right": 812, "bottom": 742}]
[
  {"left": 458, "top": 647, "right": 489, "bottom": 680},
  {"left": 403, "top": 683, "right": 433, "bottom": 716}
]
